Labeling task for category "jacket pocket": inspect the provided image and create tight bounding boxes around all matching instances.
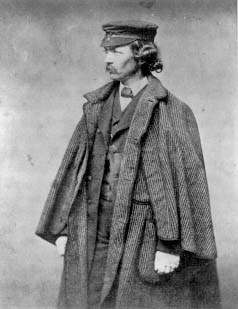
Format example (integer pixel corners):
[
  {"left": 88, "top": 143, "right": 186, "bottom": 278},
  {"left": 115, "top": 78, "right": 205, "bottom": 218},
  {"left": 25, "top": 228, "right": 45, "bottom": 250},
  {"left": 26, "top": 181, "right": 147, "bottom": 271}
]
[{"left": 132, "top": 199, "right": 150, "bottom": 205}]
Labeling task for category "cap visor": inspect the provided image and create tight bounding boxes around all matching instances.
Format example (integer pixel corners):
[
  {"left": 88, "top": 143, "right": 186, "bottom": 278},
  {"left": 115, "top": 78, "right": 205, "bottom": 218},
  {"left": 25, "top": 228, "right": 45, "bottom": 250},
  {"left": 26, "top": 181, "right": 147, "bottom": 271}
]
[{"left": 101, "top": 37, "right": 137, "bottom": 47}]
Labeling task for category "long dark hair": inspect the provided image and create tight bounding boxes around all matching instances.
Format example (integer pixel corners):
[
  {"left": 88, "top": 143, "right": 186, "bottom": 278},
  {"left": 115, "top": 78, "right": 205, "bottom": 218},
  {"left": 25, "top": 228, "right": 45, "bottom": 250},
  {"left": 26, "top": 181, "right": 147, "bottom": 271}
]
[{"left": 130, "top": 40, "right": 163, "bottom": 75}]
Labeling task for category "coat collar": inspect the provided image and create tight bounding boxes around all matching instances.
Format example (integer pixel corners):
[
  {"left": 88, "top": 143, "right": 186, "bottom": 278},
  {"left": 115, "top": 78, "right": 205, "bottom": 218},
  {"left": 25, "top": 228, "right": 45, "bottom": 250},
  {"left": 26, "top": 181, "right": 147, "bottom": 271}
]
[
  {"left": 82, "top": 74, "right": 168, "bottom": 151},
  {"left": 83, "top": 74, "right": 167, "bottom": 104},
  {"left": 83, "top": 81, "right": 117, "bottom": 103}
]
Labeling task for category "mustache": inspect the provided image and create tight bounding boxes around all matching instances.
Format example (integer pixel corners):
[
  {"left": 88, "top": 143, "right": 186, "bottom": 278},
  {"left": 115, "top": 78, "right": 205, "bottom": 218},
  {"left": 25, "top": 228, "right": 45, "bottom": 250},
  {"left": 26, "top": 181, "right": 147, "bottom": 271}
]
[{"left": 105, "top": 64, "right": 118, "bottom": 74}]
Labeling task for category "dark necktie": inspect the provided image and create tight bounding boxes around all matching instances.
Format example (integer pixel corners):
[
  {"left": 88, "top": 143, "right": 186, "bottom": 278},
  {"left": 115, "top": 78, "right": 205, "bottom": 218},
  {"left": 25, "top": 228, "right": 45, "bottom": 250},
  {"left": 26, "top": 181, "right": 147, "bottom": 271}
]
[{"left": 121, "top": 87, "right": 133, "bottom": 98}]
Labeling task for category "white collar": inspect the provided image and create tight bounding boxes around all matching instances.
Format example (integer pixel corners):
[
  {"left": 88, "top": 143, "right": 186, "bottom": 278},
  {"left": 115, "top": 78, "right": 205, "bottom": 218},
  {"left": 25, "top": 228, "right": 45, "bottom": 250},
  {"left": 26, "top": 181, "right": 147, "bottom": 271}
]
[{"left": 119, "top": 77, "right": 148, "bottom": 98}]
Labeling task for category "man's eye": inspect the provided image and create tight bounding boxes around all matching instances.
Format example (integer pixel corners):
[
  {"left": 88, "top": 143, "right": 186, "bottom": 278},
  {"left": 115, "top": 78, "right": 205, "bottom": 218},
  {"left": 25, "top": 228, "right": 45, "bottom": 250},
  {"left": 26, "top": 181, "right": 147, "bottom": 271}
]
[{"left": 104, "top": 50, "right": 116, "bottom": 54}]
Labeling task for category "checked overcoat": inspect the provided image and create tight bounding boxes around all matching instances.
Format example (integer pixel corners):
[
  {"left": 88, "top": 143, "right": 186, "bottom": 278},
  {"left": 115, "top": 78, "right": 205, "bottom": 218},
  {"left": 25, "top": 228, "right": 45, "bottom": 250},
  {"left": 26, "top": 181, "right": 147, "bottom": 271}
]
[{"left": 36, "top": 75, "right": 220, "bottom": 309}]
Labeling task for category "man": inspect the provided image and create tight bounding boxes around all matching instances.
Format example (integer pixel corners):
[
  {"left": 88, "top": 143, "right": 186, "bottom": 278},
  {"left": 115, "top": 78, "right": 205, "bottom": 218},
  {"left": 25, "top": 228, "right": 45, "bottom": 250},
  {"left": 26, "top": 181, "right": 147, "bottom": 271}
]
[{"left": 36, "top": 20, "right": 220, "bottom": 309}]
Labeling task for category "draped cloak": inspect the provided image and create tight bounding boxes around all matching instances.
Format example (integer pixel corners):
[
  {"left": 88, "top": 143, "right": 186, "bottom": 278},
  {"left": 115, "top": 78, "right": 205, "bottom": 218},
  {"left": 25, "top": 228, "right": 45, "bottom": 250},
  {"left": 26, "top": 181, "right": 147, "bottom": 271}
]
[{"left": 36, "top": 75, "right": 220, "bottom": 309}]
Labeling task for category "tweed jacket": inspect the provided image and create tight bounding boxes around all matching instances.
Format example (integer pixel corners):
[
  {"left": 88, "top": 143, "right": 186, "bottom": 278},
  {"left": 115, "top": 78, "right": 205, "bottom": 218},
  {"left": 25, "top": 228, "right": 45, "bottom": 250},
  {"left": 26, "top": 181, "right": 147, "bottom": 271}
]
[{"left": 36, "top": 74, "right": 218, "bottom": 308}]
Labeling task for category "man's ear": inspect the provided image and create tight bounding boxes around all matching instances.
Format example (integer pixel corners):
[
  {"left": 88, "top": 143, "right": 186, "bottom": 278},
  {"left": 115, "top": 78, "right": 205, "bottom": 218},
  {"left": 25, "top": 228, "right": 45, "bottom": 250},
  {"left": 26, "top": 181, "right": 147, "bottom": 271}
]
[{"left": 138, "top": 59, "right": 146, "bottom": 66}]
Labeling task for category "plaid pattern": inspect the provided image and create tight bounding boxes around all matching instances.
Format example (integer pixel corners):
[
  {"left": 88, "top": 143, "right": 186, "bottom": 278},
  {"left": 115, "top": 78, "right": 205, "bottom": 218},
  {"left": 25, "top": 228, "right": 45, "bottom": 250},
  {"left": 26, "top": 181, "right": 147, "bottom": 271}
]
[{"left": 36, "top": 75, "right": 218, "bottom": 309}]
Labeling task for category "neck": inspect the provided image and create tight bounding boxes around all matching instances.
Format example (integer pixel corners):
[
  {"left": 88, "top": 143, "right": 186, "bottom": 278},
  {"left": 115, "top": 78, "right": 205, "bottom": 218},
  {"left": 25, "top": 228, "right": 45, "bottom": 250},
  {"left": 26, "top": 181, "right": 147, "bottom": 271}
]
[{"left": 121, "top": 70, "right": 145, "bottom": 87}]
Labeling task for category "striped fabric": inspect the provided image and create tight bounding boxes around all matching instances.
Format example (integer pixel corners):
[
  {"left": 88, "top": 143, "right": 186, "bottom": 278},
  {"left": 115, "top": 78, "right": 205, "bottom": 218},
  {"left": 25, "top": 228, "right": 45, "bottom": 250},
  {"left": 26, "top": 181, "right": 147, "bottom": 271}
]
[
  {"left": 36, "top": 74, "right": 219, "bottom": 309},
  {"left": 35, "top": 117, "right": 88, "bottom": 244}
]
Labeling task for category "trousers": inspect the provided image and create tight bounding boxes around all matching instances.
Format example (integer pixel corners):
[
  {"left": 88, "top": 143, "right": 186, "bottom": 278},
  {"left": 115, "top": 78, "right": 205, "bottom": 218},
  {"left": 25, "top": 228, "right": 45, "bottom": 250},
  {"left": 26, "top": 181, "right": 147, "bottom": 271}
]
[{"left": 88, "top": 198, "right": 114, "bottom": 309}]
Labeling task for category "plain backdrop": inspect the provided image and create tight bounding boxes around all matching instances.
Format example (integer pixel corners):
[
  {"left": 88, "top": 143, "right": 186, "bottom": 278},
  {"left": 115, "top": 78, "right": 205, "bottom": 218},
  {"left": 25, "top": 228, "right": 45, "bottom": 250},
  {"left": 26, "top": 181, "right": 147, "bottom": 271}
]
[{"left": 0, "top": 0, "right": 237, "bottom": 308}]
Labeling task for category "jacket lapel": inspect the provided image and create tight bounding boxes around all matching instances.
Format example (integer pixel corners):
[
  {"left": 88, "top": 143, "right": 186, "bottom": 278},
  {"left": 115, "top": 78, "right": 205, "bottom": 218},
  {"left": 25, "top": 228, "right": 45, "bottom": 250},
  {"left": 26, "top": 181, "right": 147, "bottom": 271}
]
[
  {"left": 124, "top": 74, "right": 167, "bottom": 144},
  {"left": 97, "top": 87, "right": 118, "bottom": 147},
  {"left": 111, "top": 88, "right": 143, "bottom": 138},
  {"left": 83, "top": 81, "right": 118, "bottom": 150}
]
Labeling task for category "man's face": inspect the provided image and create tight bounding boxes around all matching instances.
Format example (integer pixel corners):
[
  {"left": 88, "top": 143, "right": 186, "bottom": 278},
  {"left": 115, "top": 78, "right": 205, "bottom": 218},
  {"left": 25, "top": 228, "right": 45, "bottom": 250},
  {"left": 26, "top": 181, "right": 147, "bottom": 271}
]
[{"left": 104, "top": 45, "right": 139, "bottom": 83}]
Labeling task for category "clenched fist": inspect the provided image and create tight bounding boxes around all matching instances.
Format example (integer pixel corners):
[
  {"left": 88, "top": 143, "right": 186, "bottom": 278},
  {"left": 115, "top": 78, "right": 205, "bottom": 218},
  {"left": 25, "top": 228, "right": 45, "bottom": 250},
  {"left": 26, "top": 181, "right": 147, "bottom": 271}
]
[{"left": 154, "top": 251, "right": 180, "bottom": 274}]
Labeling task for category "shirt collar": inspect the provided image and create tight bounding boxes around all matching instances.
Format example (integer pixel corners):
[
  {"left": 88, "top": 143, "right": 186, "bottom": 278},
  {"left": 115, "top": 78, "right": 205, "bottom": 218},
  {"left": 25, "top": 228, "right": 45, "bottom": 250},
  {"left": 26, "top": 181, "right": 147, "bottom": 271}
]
[{"left": 119, "top": 77, "right": 148, "bottom": 97}]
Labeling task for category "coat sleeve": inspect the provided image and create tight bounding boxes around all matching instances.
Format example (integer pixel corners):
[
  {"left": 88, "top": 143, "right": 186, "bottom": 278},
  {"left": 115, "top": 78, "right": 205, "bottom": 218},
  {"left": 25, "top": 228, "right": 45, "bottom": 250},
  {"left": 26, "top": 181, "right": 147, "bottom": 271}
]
[
  {"left": 155, "top": 101, "right": 217, "bottom": 259},
  {"left": 182, "top": 103, "right": 205, "bottom": 164},
  {"left": 177, "top": 102, "right": 217, "bottom": 258},
  {"left": 143, "top": 93, "right": 217, "bottom": 259},
  {"left": 35, "top": 115, "right": 88, "bottom": 245},
  {"left": 156, "top": 239, "right": 181, "bottom": 255}
]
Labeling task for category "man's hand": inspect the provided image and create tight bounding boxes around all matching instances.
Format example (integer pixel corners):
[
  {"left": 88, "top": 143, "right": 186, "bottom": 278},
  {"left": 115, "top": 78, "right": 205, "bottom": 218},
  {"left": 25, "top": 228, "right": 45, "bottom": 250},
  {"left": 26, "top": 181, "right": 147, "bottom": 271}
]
[
  {"left": 154, "top": 251, "right": 180, "bottom": 274},
  {"left": 55, "top": 236, "right": 68, "bottom": 256}
]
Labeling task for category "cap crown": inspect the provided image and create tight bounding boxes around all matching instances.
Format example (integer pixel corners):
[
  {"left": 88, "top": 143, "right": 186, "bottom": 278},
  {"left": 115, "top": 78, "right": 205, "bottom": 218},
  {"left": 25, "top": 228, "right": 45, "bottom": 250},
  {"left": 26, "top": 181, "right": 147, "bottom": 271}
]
[{"left": 101, "top": 20, "right": 158, "bottom": 47}]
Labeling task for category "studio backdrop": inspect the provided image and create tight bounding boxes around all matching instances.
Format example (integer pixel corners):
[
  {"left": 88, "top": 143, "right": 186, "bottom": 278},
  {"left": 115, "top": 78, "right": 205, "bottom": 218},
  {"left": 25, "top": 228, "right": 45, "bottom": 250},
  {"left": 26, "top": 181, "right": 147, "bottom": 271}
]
[{"left": 0, "top": 0, "right": 237, "bottom": 308}]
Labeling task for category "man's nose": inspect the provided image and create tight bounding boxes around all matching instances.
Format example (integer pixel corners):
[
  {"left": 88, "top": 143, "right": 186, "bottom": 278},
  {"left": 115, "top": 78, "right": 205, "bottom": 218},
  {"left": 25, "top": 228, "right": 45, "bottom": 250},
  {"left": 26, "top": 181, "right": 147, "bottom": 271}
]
[{"left": 104, "top": 52, "right": 113, "bottom": 63}]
